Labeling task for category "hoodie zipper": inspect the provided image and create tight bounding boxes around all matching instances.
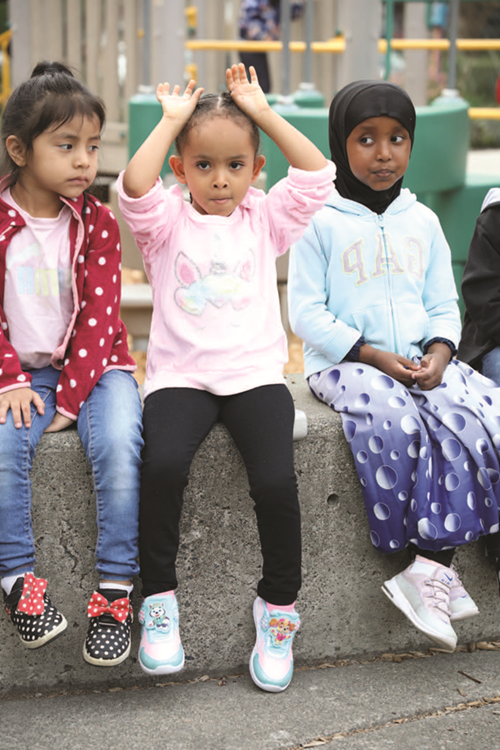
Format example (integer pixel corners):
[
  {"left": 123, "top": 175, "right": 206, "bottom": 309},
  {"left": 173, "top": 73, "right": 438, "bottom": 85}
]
[{"left": 377, "top": 213, "right": 398, "bottom": 354}]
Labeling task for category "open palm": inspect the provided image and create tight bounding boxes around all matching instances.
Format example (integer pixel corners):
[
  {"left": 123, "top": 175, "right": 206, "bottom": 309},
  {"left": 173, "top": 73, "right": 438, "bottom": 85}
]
[
  {"left": 156, "top": 79, "right": 204, "bottom": 123},
  {"left": 226, "top": 63, "right": 268, "bottom": 119}
]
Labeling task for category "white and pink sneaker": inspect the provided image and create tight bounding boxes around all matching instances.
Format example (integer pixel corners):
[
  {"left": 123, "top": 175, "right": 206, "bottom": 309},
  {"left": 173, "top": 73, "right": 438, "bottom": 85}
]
[
  {"left": 249, "top": 596, "right": 300, "bottom": 692},
  {"left": 138, "top": 592, "right": 184, "bottom": 675},
  {"left": 382, "top": 556, "right": 457, "bottom": 651},
  {"left": 449, "top": 565, "right": 479, "bottom": 621}
]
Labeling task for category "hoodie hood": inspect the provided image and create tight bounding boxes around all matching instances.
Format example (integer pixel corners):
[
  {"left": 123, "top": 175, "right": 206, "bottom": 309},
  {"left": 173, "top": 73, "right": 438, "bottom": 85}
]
[
  {"left": 324, "top": 185, "right": 417, "bottom": 216},
  {"left": 481, "top": 187, "right": 500, "bottom": 212}
]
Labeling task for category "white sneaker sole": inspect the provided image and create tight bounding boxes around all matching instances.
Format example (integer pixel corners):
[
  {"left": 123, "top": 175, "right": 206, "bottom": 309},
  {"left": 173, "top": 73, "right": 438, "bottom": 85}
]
[
  {"left": 450, "top": 601, "right": 479, "bottom": 622},
  {"left": 137, "top": 649, "right": 185, "bottom": 676},
  {"left": 83, "top": 641, "right": 131, "bottom": 667},
  {"left": 382, "top": 579, "right": 457, "bottom": 652},
  {"left": 21, "top": 615, "right": 68, "bottom": 649}
]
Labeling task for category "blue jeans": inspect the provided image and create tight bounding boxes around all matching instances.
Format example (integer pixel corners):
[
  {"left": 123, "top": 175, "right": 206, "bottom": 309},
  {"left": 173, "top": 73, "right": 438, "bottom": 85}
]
[
  {"left": 0, "top": 366, "right": 143, "bottom": 580},
  {"left": 482, "top": 346, "right": 500, "bottom": 386}
]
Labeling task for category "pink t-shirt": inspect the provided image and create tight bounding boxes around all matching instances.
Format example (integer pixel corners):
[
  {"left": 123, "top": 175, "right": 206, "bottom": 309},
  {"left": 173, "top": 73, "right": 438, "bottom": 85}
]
[
  {"left": 117, "top": 162, "right": 335, "bottom": 398},
  {"left": 2, "top": 189, "right": 73, "bottom": 369}
]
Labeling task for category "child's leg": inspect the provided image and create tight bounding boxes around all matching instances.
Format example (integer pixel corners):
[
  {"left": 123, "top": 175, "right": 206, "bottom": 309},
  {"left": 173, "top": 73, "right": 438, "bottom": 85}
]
[
  {"left": 139, "top": 387, "right": 220, "bottom": 598},
  {"left": 310, "top": 360, "right": 500, "bottom": 552},
  {"left": 222, "top": 384, "right": 301, "bottom": 693},
  {"left": 0, "top": 366, "right": 59, "bottom": 581},
  {"left": 0, "top": 366, "right": 67, "bottom": 648},
  {"left": 138, "top": 387, "right": 220, "bottom": 676},
  {"left": 77, "top": 369, "right": 143, "bottom": 583},
  {"left": 77, "top": 369, "right": 142, "bottom": 667},
  {"left": 221, "top": 384, "right": 301, "bottom": 606},
  {"left": 481, "top": 345, "right": 500, "bottom": 385},
  {"left": 309, "top": 362, "right": 428, "bottom": 553}
]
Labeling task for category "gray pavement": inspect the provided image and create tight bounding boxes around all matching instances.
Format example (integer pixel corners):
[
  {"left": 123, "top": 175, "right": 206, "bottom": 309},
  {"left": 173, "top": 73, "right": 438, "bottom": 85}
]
[{"left": 3, "top": 649, "right": 500, "bottom": 750}]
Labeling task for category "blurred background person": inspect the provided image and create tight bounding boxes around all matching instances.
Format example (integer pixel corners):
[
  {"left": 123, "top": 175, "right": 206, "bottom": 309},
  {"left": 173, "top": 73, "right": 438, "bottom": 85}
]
[{"left": 238, "top": 0, "right": 305, "bottom": 93}]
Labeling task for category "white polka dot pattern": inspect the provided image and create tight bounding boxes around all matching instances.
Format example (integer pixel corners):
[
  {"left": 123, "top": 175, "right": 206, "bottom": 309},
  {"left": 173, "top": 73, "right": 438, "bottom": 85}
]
[
  {"left": 83, "top": 589, "right": 132, "bottom": 666},
  {"left": 5, "top": 574, "right": 67, "bottom": 648}
]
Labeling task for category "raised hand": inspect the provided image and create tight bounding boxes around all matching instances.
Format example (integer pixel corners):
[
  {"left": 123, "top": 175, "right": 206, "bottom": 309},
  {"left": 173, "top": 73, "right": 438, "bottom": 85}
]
[
  {"left": 226, "top": 64, "right": 269, "bottom": 121},
  {"left": 123, "top": 78, "right": 204, "bottom": 198},
  {"left": 156, "top": 79, "right": 204, "bottom": 125}
]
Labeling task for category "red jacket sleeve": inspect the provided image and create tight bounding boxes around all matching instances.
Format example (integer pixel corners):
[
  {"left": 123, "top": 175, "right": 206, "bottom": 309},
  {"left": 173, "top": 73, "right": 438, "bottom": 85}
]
[{"left": 55, "top": 201, "right": 135, "bottom": 419}]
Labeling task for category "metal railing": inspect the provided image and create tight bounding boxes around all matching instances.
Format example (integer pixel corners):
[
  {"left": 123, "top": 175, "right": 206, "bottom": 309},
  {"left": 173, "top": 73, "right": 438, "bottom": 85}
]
[{"left": 185, "top": 35, "right": 500, "bottom": 121}]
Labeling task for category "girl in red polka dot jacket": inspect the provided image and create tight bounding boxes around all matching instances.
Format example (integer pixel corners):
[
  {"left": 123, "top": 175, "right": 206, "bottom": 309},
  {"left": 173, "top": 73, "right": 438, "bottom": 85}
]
[{"left": 0, "top": 62, "right": 143, "bottom": 667}]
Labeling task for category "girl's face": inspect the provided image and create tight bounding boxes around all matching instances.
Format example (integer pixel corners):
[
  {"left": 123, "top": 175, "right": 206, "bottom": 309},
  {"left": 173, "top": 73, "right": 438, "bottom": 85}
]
[
  {"left": 346, "top": 115, "right": 411, "bottom": 192},
  {"left": 169, "top": 116, "right": 265, "bottom": 217},
  {"left": 7, "top": 114, "right": 100, "bottom": 216}
]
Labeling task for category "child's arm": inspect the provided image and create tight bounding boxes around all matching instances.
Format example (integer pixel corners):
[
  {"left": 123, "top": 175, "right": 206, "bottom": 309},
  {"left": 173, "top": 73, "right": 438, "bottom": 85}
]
[
  {"left": 226, "top": 64, "right": 327, "bottom": 172},
  {"left": 122, "top": 80, "right": 204, "bottom": 199},
  {"left": 44, "top": 413, "right": 74, "bottom": 433}
]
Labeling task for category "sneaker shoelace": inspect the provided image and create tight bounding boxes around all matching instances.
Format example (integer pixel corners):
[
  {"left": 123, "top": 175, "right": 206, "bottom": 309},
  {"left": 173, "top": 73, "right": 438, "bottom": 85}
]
[{"left": 423, "top": 577, "right": 451, "bottom": 617}]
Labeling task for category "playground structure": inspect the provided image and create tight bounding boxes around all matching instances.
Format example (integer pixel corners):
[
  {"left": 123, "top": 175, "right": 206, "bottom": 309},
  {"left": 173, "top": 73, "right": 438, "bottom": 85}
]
[
  {"left": 6, "top": 0, "right": 500, "bottom": 335},
  {"left": 3, "top": 3, "right": 500, "bottom": 698}
]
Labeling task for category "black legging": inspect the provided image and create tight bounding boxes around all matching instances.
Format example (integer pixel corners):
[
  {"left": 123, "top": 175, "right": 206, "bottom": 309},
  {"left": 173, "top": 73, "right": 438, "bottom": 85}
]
[{"left": 139, "top": 384, "right": 301, "bottom": 605}]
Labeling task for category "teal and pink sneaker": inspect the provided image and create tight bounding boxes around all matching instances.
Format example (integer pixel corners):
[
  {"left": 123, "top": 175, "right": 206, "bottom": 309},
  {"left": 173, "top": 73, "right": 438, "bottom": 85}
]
[
  {"left": 138, "top": 592, "right": 184, "bottom": 675},
  {"left": 249, "top": 596, "right": 300, "bottom": 692}
]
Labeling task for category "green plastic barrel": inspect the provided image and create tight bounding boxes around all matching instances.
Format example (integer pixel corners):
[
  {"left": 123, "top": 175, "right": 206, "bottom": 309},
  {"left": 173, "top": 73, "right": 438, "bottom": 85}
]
[
  {"left": 128, "top": 91, "right": 173, "bottom": 177},
  {"left": 404, "top": 97, "right": 470, "bottom": 195},
  {"left": 292, "top": 83, "right": 325, "bottom": 108}
]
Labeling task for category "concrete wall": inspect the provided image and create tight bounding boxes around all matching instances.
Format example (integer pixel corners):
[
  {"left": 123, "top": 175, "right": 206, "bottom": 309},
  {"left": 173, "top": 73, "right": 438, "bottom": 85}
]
[{"left": 1, "top": 377, "right": 499, "bottom": 698}]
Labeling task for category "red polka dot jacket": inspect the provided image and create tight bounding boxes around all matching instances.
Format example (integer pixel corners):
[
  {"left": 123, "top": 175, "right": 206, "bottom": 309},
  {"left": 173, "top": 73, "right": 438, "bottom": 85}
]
[{"left": 0, "top": 177, "right": 136, "bottom": 420}]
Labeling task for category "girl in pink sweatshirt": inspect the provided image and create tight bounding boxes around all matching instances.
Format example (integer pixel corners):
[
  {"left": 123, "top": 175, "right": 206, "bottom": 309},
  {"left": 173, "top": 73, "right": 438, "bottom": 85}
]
[{"left": 118, "top": 64, "right": 334, "bottom": 691}]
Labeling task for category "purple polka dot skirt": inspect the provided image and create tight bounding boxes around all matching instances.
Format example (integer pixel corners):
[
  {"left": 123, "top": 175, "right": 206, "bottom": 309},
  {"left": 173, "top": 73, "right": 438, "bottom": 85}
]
[{"left": 309, "top": 360, "right": 500, "bottom": 554}]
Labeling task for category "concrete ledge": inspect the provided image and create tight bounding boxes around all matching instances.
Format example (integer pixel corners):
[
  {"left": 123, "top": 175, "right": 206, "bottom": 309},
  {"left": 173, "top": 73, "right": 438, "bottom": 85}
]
[{"left": 1, "top": 375, "right": 499, "bottom": 697}]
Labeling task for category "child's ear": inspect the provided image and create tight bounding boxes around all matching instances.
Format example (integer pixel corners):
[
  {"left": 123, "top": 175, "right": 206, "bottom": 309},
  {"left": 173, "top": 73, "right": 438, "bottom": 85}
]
[
  {"left": 251, "top": 154, "right": 266, "bottom": 183},
  {"left": 6, "top": 136, "right": 27, "bottom": 167},
  {"left": 169, "top": 154, "right": 187, "bottom": 184}
]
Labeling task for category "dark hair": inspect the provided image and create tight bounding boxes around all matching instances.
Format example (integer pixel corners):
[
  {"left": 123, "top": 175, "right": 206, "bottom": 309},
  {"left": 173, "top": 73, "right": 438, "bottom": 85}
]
[
  {"left": 0, "top": 61, "right": 106, "bottom": 179},
  {"left": 174, "top": 91, "right": 260, "bottom": 156}
]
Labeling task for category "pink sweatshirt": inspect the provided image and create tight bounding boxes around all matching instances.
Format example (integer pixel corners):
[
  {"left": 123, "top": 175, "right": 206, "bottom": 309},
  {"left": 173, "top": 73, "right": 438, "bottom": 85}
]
[{"left": 117, "top": 162, "right": 335, "bottom": 398}]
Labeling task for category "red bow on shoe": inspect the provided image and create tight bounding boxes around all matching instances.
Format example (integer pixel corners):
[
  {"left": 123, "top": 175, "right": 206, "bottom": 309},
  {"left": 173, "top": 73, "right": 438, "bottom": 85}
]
[
  {"left": 17, "top": 573, "right": 47, "bottom": 615},
  {"left": 87, "top": 592, "right": 130, "bottom": 623}
]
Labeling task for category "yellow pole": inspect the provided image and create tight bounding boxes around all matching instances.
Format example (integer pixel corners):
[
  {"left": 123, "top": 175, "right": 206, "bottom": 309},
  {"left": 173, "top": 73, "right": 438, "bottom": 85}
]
[
  {"left": 0, "top": 30, "right": 12, "bottom": 106},
  {"left": 185, "top": 37, "right": 500, "bottom": 54}
]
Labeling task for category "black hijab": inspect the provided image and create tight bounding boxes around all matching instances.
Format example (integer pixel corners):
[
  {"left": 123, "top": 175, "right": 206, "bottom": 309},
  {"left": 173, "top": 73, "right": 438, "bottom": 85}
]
[{"left": 329, "top": 80, "right": 416, "bottom": 214}]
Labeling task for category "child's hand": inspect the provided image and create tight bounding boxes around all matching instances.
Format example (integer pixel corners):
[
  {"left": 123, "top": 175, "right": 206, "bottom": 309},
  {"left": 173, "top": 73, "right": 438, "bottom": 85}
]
[
  {"left": 156, "top": 79, "right": 204, "bottom": 125},
  {"left": 359, "top": 346, "right": 421, "bottom": 387},
  {"left": 44, "top": 413, "right": 75, "bottom": 433},
  {"left": 412, "top": 346, "right": 450, "bottom": 390},
  {"left": 0, "top": 387, "right": 45, "bottom": 429},
  {"left": 226, "top": 64, "right": 269, "bottom": 121}
]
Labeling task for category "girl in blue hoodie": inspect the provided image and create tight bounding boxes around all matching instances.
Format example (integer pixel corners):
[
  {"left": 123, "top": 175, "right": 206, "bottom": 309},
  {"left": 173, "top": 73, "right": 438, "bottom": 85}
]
[{"left": 289, "top": 80, "right": 500, "bottom": 653}]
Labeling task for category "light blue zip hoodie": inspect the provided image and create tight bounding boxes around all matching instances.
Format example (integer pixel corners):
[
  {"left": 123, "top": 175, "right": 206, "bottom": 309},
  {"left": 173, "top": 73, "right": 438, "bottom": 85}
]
[{"left": 288, "top": 187, "right": 461, "bottom": 380}]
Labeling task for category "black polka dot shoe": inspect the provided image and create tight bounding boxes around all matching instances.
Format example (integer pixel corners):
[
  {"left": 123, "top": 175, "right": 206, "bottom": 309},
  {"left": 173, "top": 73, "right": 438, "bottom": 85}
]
[
  {"left": 4, "top": 573, "right": 67, "bottom": 649},
  {"left": 83, "top": 588, "right": 132, "bottom": 667}
]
